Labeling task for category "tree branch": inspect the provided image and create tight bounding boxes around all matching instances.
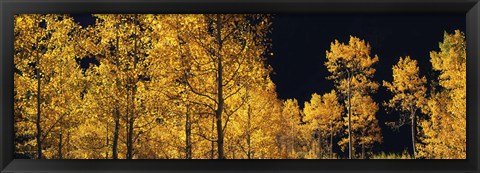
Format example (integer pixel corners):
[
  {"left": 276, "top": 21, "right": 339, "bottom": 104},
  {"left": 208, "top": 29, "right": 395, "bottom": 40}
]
[
  {"left": 185, "top": 77, "right": 218, "bottom": 104},
  {"left": 222, "top": 97, "right": 248, "bottom": 136},
  {"left": 192, "top": 132, "right": 218, "bottom": 142}
]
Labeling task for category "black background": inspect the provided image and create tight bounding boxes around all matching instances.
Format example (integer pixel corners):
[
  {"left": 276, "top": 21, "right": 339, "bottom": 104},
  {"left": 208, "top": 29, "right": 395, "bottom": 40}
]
[{"left": 268, "top": 14, "right": 465, "bottom": 156}]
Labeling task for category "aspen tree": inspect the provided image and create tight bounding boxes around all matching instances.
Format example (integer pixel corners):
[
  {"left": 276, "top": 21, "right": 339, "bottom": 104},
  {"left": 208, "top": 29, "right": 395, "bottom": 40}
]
[
  {"left": 383, "top": 56, "right": 427, "bottom": 159},
  {"left": 325, "top": 36, "right": 380, "bottom": 159}
]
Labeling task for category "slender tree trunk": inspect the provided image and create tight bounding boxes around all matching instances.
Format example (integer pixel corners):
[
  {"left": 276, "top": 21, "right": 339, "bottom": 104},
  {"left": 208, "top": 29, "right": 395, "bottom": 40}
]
[
  {"left": 361, "top": 143, "right": 365, "bottom": 159},
  {"left": 127, "top": 17, "right": 139, "bottom": 159},
  {"left": 411, "top": 109, "right": 416, "bottom": 159},
  {"left": 126, "top": 79, "right": 136, "bottom": 160},
  {"left": 106, "top": 123, "right": 109, "bottom": 159},
  {"left": 127, "top": 90, "right": 134, "bottom": 159},
  {"left": 330, "top": 124, "right": 334, "bottom": 159},
  {"left": 291, "top": 114, "right": 295, "bottom": 158},
  {"left": 347, "top": 70, "right": 352, "bottom": 159},
  {"left": 214, "top": 14, "right": 225, "bottom": 160},
  {"left": 185, "top": 104, "right": 192, "bottom": 159},
  {"left": 58, "top": 52, "right": 65, "bottom": 160},
  {"left": 211, "top": 116, "right": 215, "bottom": 159},
  {"left": 179, "top": 24, "right": 192, "bottom": 159},
  {"left": 127, "top": 84, "right": 137, "bottom": 159},
  {"left": 35, "top": 40, "right": 43, "bottom": 159},
  {"left": 318, "top": 130, "right": 322, "bottom": 159},
  {"left": 112, "top": 108, "right": 120, "bottom": 159},
  {"left": 246, "top": 87, "right": 251, "bottom": 159},
  {"left": 247, "top": 103, "right": 251, "bottom": 159},
  {"left": 112, "top": 25, "right": 120, "bottom": 160},
  {"left": 58, "top": 129, "right": 63, "bottom": 159},
  {"left": 125, "top": 90, "right": 131, "bottom": 159}
]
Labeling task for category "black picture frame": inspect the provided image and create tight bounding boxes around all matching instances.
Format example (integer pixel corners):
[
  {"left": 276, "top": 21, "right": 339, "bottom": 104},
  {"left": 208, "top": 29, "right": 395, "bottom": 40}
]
[{"left": 1, "top": 0, "right": 479, "bottom": 173}]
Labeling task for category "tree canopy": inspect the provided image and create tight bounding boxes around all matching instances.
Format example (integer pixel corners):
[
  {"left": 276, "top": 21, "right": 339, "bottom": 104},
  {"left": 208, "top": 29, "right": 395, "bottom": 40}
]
[{"left": 13, "top": 14, "right": 466, "bottom": 159}]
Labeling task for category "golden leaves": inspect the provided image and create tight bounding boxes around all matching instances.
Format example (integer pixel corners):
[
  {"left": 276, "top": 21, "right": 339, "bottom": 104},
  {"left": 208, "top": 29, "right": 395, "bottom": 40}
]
[
  {"left": 13, "top": 14, "right": 466, "bottom": 160},
  {"left": 325, "top": 36, "right": 382, "bottom": 159},
  {"left": 417, "top": 30, "right": 466, "bottom": 159},
  {"left": 383, "top": 56, "right": 427, "bottom": 113},
  {"left": 14, "top": 14, "right": 87, "bottom": 159},
  {"left": 304, "top": 90, "right": 343, "bottom": 134}
]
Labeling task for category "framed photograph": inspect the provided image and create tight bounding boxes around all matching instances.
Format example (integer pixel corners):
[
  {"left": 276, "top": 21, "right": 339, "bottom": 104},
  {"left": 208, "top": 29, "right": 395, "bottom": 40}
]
[{"left": 1, "top": 0, "right": 479, "bottom": 172}]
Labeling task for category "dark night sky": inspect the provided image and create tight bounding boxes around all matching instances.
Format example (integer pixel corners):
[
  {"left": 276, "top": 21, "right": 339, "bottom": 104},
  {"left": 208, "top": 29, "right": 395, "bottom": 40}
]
[
  {"left": 72, "top": 14, "right": 465, "bottom": 156},
  {"left": 268, "top": 14, "right": 465, "bottom": 155}
]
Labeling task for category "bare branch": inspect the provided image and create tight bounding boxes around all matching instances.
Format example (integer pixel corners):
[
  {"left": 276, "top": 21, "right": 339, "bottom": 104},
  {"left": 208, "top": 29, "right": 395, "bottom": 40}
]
[
  {"left": 187, "top": 100, "right": 216, "bottom": 113},
  {"left": 184, "top": 78, "right": 218, "bottom": 104},
  {"left": 192, "top": 132, "right": 218, "bottom": 142},
  {"left": 41, "top": 112, "right": 68, "bottom": 141},
  {"left": 224, "top": 84, "right": 245, "bottom": 101},
  {"left": 222, "top": 97, "right": 248, "bottom": 136}
]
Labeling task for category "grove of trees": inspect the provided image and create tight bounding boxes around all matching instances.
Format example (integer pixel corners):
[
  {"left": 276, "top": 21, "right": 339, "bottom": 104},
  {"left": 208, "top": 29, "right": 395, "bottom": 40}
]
[{"left": 14, "top": 14, "right": 466, "bottom": 159}]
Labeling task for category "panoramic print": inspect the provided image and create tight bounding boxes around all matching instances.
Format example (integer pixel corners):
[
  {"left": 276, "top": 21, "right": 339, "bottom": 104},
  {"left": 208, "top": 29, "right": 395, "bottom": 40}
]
[{"left": 14, "top": 14, "right": 466, "bottom": 159}]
